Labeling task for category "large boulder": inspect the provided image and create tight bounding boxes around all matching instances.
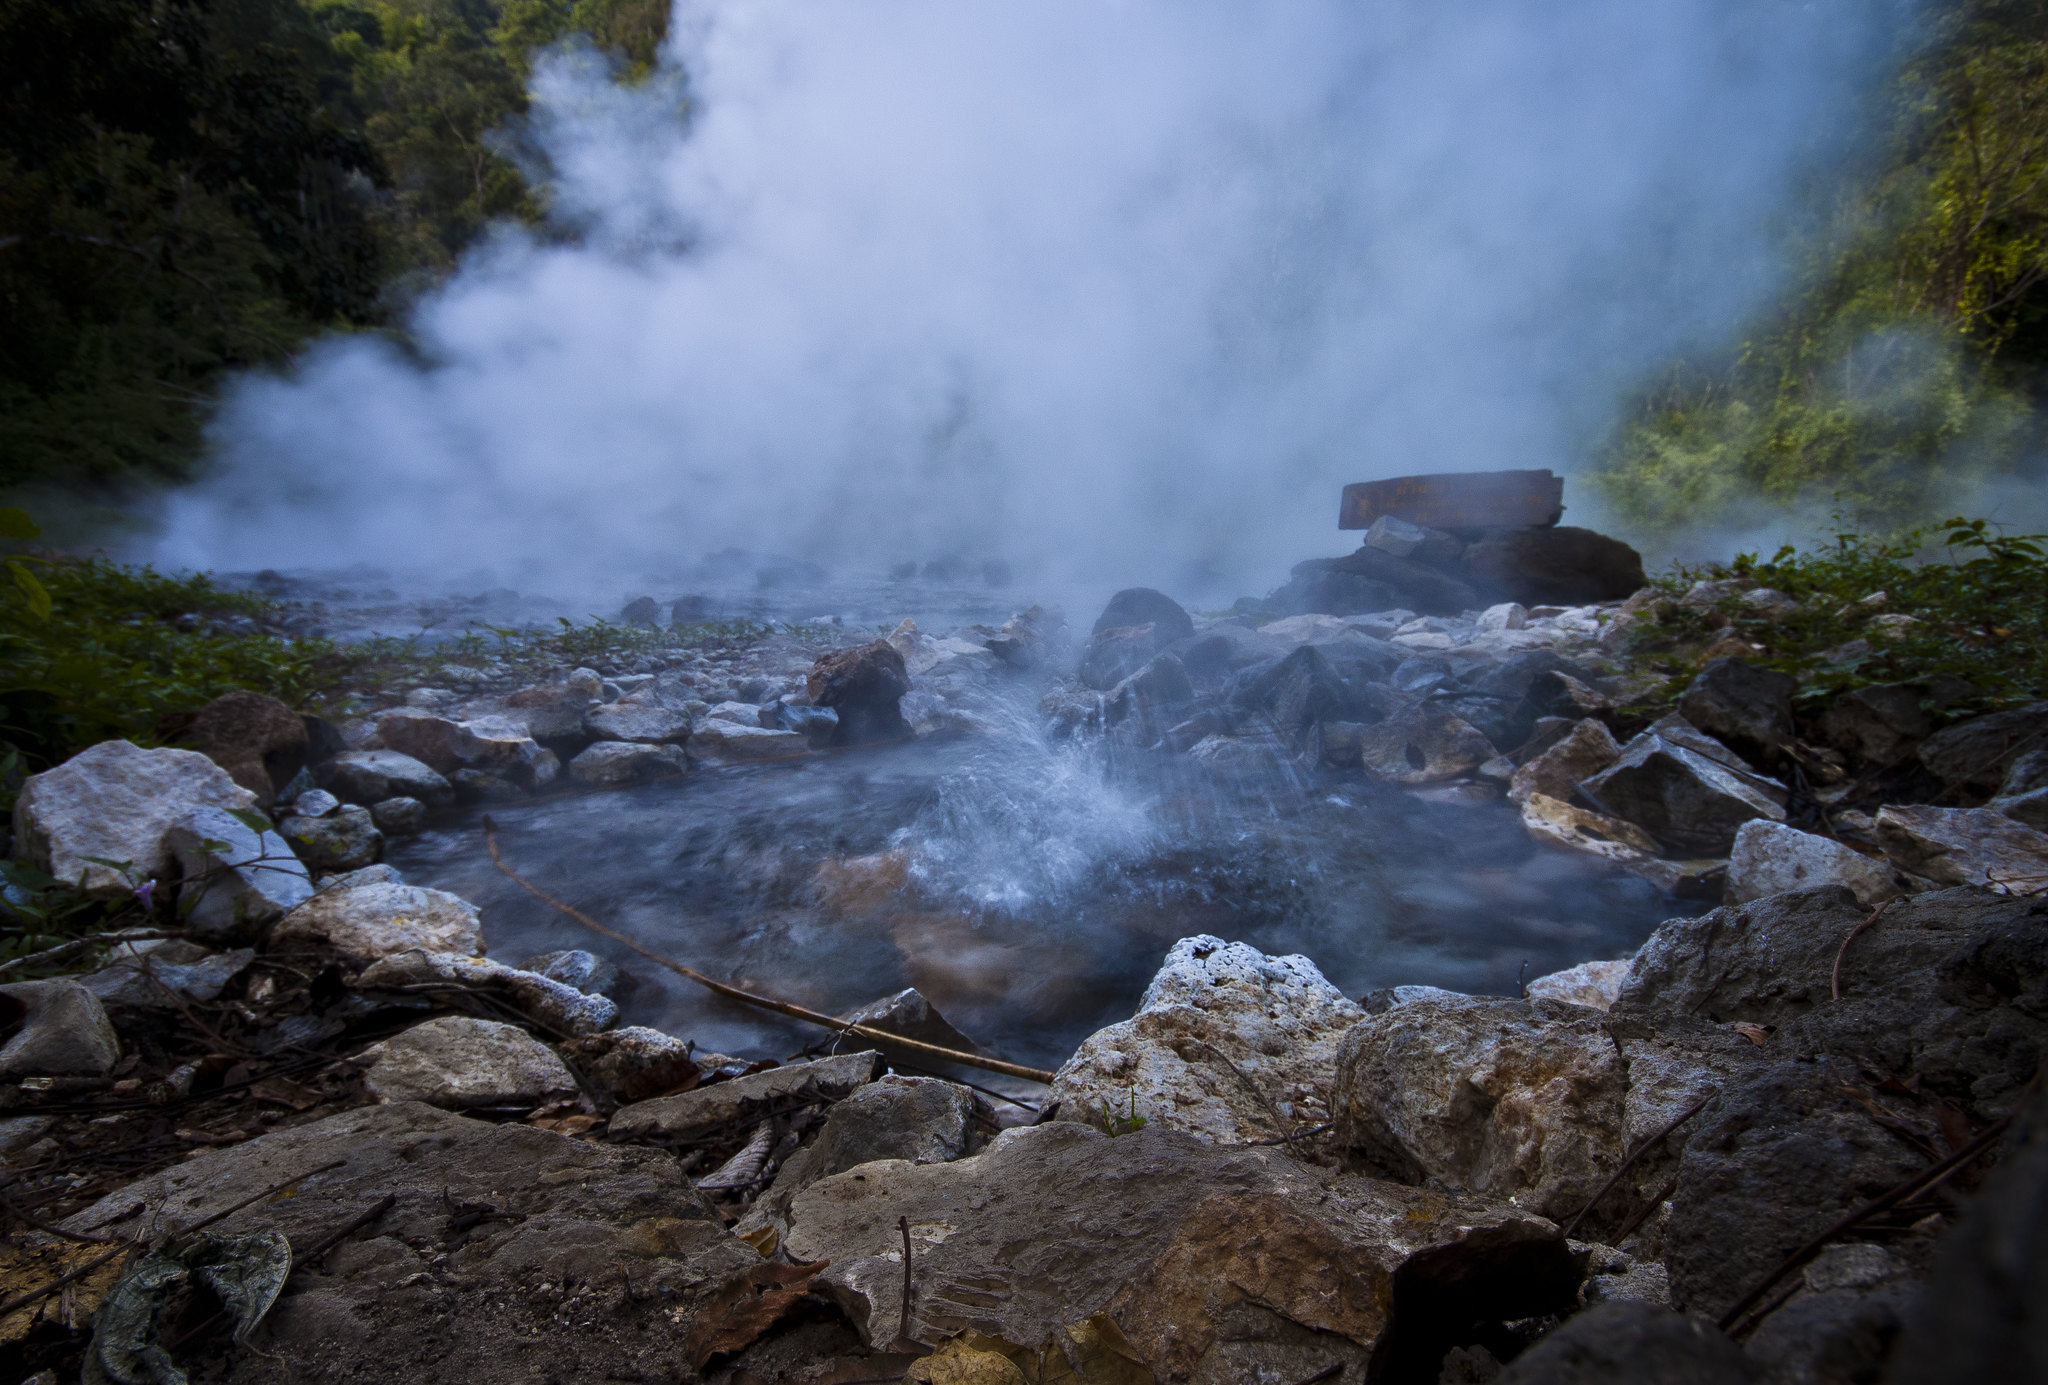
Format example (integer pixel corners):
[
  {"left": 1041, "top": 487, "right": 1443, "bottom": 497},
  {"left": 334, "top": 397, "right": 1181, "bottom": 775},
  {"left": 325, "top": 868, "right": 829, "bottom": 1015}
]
[
  {"left": 1677, "top": 657, "right": 1797, "bottom": 766},
  {"left": 1578, "top": 715, "right": 1787, "bottom": 855},
  {"left": 317, "top": 748, "right": 455, "bottom": 809},
  {"left": 686, "top": 720, "right": 809, "bottom": 764},
  {"left": 358, "top": 1016, "right": 580, "bottom": 1109},
  {"left": 1332, "top": 995, "right": 1628, "bottom": 1226},
  {"left": 1917, "top": 702, "right": 2048, "bottom": 797},
  {"left": 1078, "top": 589, "right": 1194, "bottom": 689},
  {"left": 1101, "top": 652, "right": 1197, "bottom": 744},
  {"left": 1509, "top": 718, "right": 1622, "bottom": 806},
  {"left": 806, "top": 640, "right": 914, "bottom": 746},
  {"left": 168, "top": 805, "right": 315, "bottom": 938},
  {"left": 781, "top": 1121, "right": 1581, "bottom": 1380},
  {"left": 1727, "top": 819, "right": 1909, "bottom": 907},
  {"left": 1225, "top": 645, "right": 1356, "bottom": 742},
  {"left": 1818, "top": 681, "right": 1943, "bottom": 768},
  {"left": 278, "top": 802, "right": 382, "bottom": 872},
  {"left": 1461, "top": 526, "right": 1646, "bottom": 606},
  {"left": 1876, "top": 804, "right": 2048, "bottom": 892},
  {"left": 271, "top": 881, "right": 484, "bottom": 962},
  {"left": 1091, "top": 587, "right": 1195, "bottom": 644},
  {"left": 12, "top": 740, "right": 258, "bottom": 898},
  {"left": 1049, "top": 936, "right": 1366, "bottom": 1144},
  {"left": 178, "top": 689, "right": 309, "bottom": 806},
  {"left": 1279, "top": 547, "right": 1478, "bottom": 616}
]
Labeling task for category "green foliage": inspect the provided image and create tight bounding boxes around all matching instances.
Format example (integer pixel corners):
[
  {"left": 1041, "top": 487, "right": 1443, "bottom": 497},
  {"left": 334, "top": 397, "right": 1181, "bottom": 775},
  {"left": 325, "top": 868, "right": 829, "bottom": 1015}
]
[
  {"left": 1627, "top": 513, "right": 2048, "bottom": 710},
  {"left": 1099, "top": 1088, "right": 1148, "bottom": 1137},
  {"left": 1595, "top": 1, "right": 2048, "bottom": 534}
]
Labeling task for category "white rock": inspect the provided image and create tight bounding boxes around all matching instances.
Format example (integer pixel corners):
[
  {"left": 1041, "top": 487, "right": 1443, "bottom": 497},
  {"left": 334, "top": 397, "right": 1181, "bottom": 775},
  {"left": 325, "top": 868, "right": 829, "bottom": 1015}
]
[
  {"left": 1364, "top": 514, "right": 1427, "bottom": 557},
  {"left": 1524, "top": 958, "right": 1632, "bottom": 1012},
  {"left": 566, "top": 741, "right": 689, "bottom": 785},
  {"left": 1519, "top": 792, "right": 1660, "bottom": 864},
  {"left": 1391, "top": 631, "right": 1456, "bottom": 651},
  {"left": 271, "top": 881, "right": 484, "bottom": 961},
  {"left": 319, "top": 749, "right": 454, "bottom": 807},
  {"left": 0, "top": 980, "right": 120, "bottom": 1077},
  {"left": 358, "top": 1016, "right": 577, "bottom": 1109},
  {"left": 352, "top": 951, "right": 617, "bottom": 1034},
  {"left": 689, "top": 720, "right": 808, "bottom": 764},
  {"left": 1255, "top": 614, "right": 1353, "bottom": 644},
  {"left": 288, "top": 789, "right": 340, "bottom": 818},
  {"left": 584, "top": 698, "right": 692, "bottom": 744},
  {"left": 705, "top": 700, "right": 769, "bottom": 725},
  {"left": 168, "top": 806, "right": 314, "bottom": 938},
  {"left": 1727, "top": 820, "right": 1906, "bottom": 908},
  {"left": 1477, "top": 602, "right": 1528, "bottom": 632},
  {"left": 12, "top": 741, "right": 257, "bottom": 899},
  {"left": 1049, "top": 936, "right": 1365, "bottom": 1144}
]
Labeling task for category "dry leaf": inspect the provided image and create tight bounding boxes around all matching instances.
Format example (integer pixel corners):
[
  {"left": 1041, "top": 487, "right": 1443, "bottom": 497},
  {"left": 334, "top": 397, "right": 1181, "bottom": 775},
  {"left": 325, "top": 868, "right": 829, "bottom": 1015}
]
[
  {"left": 679, "top": 1259, "right": 829, "bottom": 1369},
  {"left": 1732, "top": 1023, "right": 1770, "bottom": 1046}
]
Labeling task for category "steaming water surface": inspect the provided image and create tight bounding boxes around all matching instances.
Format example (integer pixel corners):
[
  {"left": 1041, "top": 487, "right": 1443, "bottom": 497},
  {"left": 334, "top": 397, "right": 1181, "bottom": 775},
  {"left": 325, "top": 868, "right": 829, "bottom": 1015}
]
[{"left": 386, "top": 682, "right": 1700, "bottom": 1079}]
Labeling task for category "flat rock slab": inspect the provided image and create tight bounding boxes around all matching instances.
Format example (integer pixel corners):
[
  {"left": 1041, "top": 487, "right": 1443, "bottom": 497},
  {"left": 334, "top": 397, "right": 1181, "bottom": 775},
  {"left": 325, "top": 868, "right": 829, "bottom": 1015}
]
[
  {"left": 610, "top": 1050, "right": 882, "bottom": 1141},
  {"left": 783, "top": 1120, "right": 1581, "bottom": 1383},
  {"left": 63, "top": 1102, "right": 762, "bottom": 1385},
  {"left": 359, "top": 1016, "right": 579, "bottom": 1109}
]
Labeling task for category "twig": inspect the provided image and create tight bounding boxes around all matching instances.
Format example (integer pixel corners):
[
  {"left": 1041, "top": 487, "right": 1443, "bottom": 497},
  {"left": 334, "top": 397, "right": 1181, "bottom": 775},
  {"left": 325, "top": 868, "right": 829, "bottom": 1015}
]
[
  {"left": 1832, "top": 899, "right": 1896, "bottom": 1002},
  {"left": 897, "top": 1215, "right": 914, "bottom": 1347},
  {"left": 295, "top": 1194, "right": 396, "bottom": 1264},
  {"left": 482, "top": 819, "right": 1057, "bottom": 1084},
  {"left": 1242, "top": 1122, "right": 1337, "bottom": 1147},
  {"left": 0, "top": 1188, "right": 120, "bottom": 1245},
  {"left": 1716, "top": 1115, "right": 2011, "bottom": 1331},
  {"left": 1561, "top": 1090, "right": 1717, "bottom": 1240},
  {"left": 0, "top": 930, "right": 183, "bottom": 977},
  {"left": 1609, "top": 1172, "right": 1680, "bottom": 1247}
]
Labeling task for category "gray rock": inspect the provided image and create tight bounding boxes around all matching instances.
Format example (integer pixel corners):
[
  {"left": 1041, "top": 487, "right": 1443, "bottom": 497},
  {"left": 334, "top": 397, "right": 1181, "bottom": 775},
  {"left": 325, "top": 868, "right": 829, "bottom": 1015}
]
[
  {"left": 1333, "top": 995, "right": 1627, "bottom": 1226},
  {"left": 12, "top": 740, "right": 258, "bottom": 899},
  {"left": 738, "top": 1074, "right": 982, "bottom": 1238},
  {"left": 359, "top": 1016, "right": 579, "bottom": 1109},
  {"left": 2000, "top": 746, "right": 2048, "bottom": 799},
  {"left": 1462, "top": 526, "right": 1646, "bottom": 607},
  {"left": 685, "top": 720, "right": 807, "bottom": 764},
  {"left": 782, "top": 1121, "right": 1580, "bottom": 1379},
  {"left": 80, "top": 939, "right": 254, "bottom": 1012},
  {"left": 1051, "top": 935, "right": 1365, "bottom": 1144},
  {"left": 583, "top": 698, "right": 692, "bottom": 745},
  {"left": 374, "top": 711, "right": 553, "bottom": 787},
  {"left": 1227, "top": 645, "right": 1355, "bottom": 742},
  {"left": 368, "top": 796, "right": 427, "bottom": 835},
  {"left": 168, "top": 805, "right": 315, "bottom": 938},
  {"left": 609, "top": 1051, "right": 881, "bottom": 1141},
  {"left": 288, "top": 788, "right": 340, "bottom": 818},
  {"left": 560, "top": 1026, "right": 700, "bottom": 1104},
  {"left": 521, "top": 949, "right": 620, "bottom": 997},
  {"left": 836, "top": 987, "right": 987, "bottom": 1058},
  {"left": 1358, "top": 703, "right": 1498, "bottom": 784},
  {"left": 1518, "top": 791, "right": 1662, "bottom": 865},
  {"left": 272, "top": 881, "right": 484, "bottom": 961},
  {"left": 1998, "top": 786, "right": 2048, "bottom": 832},
  {"left": 1579, "top": 714, "right": 1787, "bottom": 855},
  {"left": 1819, "top": 683, "right": 1936, "bottom": 768},
  {"left": 1510, "top": 718, "right": 1622, "bottom": 806},
  {"left": 1494, "top": 1302, "right": 1750, "bottom": 1385},
  {"left": 566, "top": 740, "right": 689, "bottom": 785},
  {"left": 278, "top": 802, "right": 382, "bottom": 872},
  {"left": 352, "top": 951, "right": 618, "bottom": 1035},
  {"left": 1875, "top": 804, "right": 2048, "bottom": 892},
  {"left": 0, "top": 979, "right": 120, "bottom": 1077},
  {"left": 1918, "top": 702, "right": 2048, "bottom": 796},
  {"left": 1727, "top": 819, "right": 1908, "bottom": 908},
  {"left": 1102, "top": 653, "right": 1196, "bottom": 742},
  {"left": 808, "top": 639, "right": 915, "bottom": 744},
  {"left": 317, "top": 749, "right": 454, "bottom": 809},
  {"left": 1364, "top": 513, "right": 1429, "bottom": 558},
  {"left": 317, "top": 863, "right": 404, "bottom": 891},
  {"left": 1577, "top": 1246, "right": 1672, "bottom": 1308},
  {"left": 1678, "top": 657, "right": 1796, "bottom": 764},
  {"left": 1525, "top": 958, "right": 1633, "bottom": 1011},
  {"left": 1744, "top": 1284, "right": 1911, "bottom": 1385}
]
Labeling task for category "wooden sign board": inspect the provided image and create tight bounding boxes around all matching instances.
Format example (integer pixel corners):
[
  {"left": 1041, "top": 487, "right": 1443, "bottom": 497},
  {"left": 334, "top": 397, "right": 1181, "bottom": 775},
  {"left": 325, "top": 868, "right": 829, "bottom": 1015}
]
[{"left": 1339, "top": 469, "right": 1564, "bottom": 531}]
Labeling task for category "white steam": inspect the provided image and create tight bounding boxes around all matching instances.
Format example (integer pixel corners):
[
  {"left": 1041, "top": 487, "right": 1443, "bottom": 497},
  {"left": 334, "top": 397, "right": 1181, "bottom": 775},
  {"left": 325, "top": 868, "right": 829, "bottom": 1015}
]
[{"left": 154, "top": 0, "right": 1907, "bottom": 591}]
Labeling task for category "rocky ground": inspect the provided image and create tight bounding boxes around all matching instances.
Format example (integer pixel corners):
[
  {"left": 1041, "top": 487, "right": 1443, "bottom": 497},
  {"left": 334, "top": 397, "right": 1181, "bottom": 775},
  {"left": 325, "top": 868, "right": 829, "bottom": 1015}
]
[{"left": 3, "top": 517, "right": 2046, "bottom": 1384}]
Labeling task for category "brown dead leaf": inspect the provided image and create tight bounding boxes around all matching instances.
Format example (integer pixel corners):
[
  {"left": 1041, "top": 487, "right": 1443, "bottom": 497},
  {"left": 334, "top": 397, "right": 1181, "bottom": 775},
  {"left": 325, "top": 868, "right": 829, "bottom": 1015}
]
[
  {"left": 248, "top": 1076, "right": 325, "bottom": 1111},
  {"left": 1, "top": 1239, "right": 131, "bottom": 1346},
  {"left": 738, "top": 1225, "right": 779, "bottom": 1257},
  {"left": 679, "top": 1258, "right": 830, "bottom": 1369},
  {"left": 1732, "top": 1023, "right": 1770, "bottom": 1046}
]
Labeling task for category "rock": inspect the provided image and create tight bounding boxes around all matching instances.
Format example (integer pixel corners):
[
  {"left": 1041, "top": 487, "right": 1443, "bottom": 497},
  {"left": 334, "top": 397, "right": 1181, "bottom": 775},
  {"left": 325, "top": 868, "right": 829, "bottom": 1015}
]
[
  {"left": 807, "top": 640, "right": 914, "bottom": 745},
  {"left": 12, "top": 740, "right": 258, "bottom": 899},
  {"left": 1875, "top": 804, "right": 2048, "bottom": 891},
  {"left": 1462, "top": 527, "right": 1647, "bottom": 606},
  {"left": 271, "top": 881, "right": 484, "bottom": 961},
  {"left": 1332, "top": 995, "right": 1627, "bottom": 1225},
  {"left": 1316, "top": 546, "right": 1480, "bottom": 615},
  {"left": 1525, "top": 959, "right": 1632, "bottom": 1012},
  {"left": 1357, "top": 704, "right": 1498, "bottom": 784},
  {"left": 837, "top": 987, "right": 988, "bottom": 1059},
  {"left": 77, "top": 939, "right": 255, "bottom": 1013},
  {"left": 502, "top": 677, "right": 601, "bottom": 742},
  {"left": 1364, "top": 513, "right": 1429, "bottom": 557},
  {"left": 521, "top": 949, "right": 620, "bottom": 997},
  {"left": 1226, "top": 645, "right": 1356, "bottom": 743},
  {"left": 368, "top": 795, "right": 427, "bottom": 835},
  {"left": 61, "top": 1102, "right": 754, "bottom": 1384},
  {"left": 0, "top": 979, "right": 120, "bottom": 1077},
  {"left": 739, "top": 1075, "right": 983, "bottom": 1237},
  {"left": 1050, "top": 936, "right": 1366, "bottom": 1144},
  {"left": 289, "top": 787, "right": 340, "bottom": 817},
  {"left": 1579, "top": 715, "right": 1787, "bottom": 855},
  {"left": 319, "top": 863, "right": 405, "bottom": 891},
  {"left": 1519, "top": 793, "right": 1661, "bottom": 863},
  {"left": 317, "top": 748, "right": 455, "bottom": 809},
  {"left": 686, "top": 720, "right": 809, "bottom": 764},
  {"left": 584, "top": 697, "right": 692, "bottom": 745},
  {"left": 1102, "top": 653, "right": 1196, "bottom": 743},
  {"left": 1999, "top": 786, "right": 2048, "bottom": 832},
  {"left": 278, "top": 802, "right": 382, "bottom": 872},
  {"left": 1819, "top": 683, "right": 1936, "bottom": 767},
  {"left": 1918, "top": 702, "right": 2048, "bottom": 796},
  {"left": 782, "top": 1121, "right": 1581, "bottom": 1379},
  {"left": 375, "top": 711, "right": 553, "bottom": 787},
  {"left": 1267, "top": 560, "right": 1412, "bottom": 618},
  {"left": 561, "top": 1026, "right": 700, "bottom": 1103},
  {"left": 2001, "top": 745, "right": 2048, "bottom": 799},
  {"left": 179, "top": 689, "right": 309, "bottom": 805},
  {"left": 358, "top": 1016, "right": 579, "bottom": 1109},
  {"left": 567, "top": 740, "right": 690, "bottom": 785},
  {"left": 609, "top": 1051, "right": 882, "bottom": 1141},
  {"left": 621, "top": 595, "right": 661, "bottom": 624},
  {"left": 1677, "top": 657, "right": 1797, "bottom": 765},
  {"left": 1479, "top": 601, "right": 1529, "bottom": 632},
  {"left": 352, "top": 951, "right": 619, "bottom": 1035},
  {"left": 1493, "top": 1301, "right": 1751, "bottom": 1385},
  {"left": 1742, "top": 1279, "right": 1912, "bottom": 1385},
  {"left": 168, "top": 805, "right": 315, "bottom": 938},
  {"left": 1884, "top": 1092, "right": 2048, "bottom": 1385},
  {"left": 1091, "top": 588, "right": 1195, "bottom": 645},
  {"left": 1509, "top": 718, "right": 1622, "bottom": 806},
  {"left": 1727, "top": 819, "right": 1908, "bottom": 907}
]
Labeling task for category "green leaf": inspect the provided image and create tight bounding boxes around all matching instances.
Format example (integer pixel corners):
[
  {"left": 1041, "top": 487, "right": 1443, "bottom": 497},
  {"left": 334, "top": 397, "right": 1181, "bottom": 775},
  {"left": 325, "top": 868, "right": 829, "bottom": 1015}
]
[
  {"left": 227, "top": 808, "right": 276, "bottom": 836},
  {"left": 8, "top": 561, "right": 52, "bottom": 621},
  {"left": 0, "top": 508, "right": 40, "bottom": 542}
]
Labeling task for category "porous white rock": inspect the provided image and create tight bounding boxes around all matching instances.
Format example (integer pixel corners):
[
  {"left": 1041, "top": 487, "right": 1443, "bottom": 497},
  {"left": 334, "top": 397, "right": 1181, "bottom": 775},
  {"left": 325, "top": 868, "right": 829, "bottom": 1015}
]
[
  {"left": 271, "top": 881, "right": 484, "bottom": 961},
  {"left": 168, "top": 806, "right": 314, "bottom": 938},
  {"left": 358, "top": 1016, "right": 577, "bottom": 1109},
  {"left": 1525, "top": 958, "right": 1632, "bottom": 1012},
  {"left": 1050, "top": 935, "right": 1365, "bottom": 1143},
  {"left": 1728, "top": 820, "right": 1906, "bottom": 908},
  {"left": 13, "top": 741, "right": 256, "bottom": 898}
]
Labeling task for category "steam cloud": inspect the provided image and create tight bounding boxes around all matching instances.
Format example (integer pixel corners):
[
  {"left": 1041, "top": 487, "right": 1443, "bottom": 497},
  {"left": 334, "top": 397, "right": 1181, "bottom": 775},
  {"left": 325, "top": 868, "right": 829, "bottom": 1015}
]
[{"left": 153, "top": 0, "right": 1909, "bottom": 594}]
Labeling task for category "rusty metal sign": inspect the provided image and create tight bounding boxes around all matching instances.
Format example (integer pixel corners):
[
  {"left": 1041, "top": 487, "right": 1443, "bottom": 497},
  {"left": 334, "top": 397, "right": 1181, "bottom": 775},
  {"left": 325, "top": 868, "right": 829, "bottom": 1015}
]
[{"left": 1339, "top": 469, "right": 1564, "bottom": 530}]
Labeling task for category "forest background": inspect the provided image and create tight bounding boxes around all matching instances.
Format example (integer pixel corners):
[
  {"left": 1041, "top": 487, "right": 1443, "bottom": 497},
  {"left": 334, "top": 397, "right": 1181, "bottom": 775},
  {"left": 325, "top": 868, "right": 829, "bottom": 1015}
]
[{"left": 5, "top": 0, "right": 2048, "bottom": 536}]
